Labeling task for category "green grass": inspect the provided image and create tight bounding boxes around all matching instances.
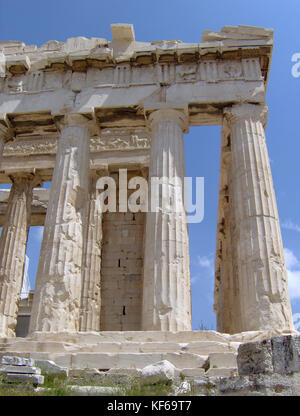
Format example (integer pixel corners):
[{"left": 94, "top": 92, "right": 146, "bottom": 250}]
[
  {"left": 0, "top": 372, "right": 177, "bottom": 396},
  {"left": 121, "top": 379, "right": 174, "bottom": 396}
]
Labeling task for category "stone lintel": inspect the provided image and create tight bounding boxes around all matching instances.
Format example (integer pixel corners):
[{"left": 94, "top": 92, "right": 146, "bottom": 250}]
[{"left": 0, "top": 78, "right": 266, "bottom": 122}]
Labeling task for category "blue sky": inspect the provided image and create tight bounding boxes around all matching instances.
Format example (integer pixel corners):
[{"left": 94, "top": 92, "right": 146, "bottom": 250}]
[{"left": 0, "top": 0, "right": 300, "bottom": 331}]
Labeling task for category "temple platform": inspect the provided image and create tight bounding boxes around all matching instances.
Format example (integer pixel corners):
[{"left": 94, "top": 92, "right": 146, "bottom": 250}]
[{"left": 0, "top": 329, "right": 296, "bottom": 375}]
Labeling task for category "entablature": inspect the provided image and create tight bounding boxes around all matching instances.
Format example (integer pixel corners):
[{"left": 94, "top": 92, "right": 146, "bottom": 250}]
[{"left": 0, "top": 24, "right": 273, "bottom": 133}]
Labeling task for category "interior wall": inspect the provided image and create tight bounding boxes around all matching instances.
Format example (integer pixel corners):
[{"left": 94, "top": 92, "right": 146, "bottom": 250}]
[{"left": 100, "top": 170, "right": 146, "bottom": 331}]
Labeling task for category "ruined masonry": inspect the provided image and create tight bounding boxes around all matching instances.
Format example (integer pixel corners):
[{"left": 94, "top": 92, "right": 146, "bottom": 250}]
[{"left": 0, "top": 24, "right": 296, "bottom": 374}]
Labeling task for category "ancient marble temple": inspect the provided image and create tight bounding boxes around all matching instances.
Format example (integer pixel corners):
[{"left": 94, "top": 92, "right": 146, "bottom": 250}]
[{"left": 0, "top": 24, "right": 294, "bottom": 338}]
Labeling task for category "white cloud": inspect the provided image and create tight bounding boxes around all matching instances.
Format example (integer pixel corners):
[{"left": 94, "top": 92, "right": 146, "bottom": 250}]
[
  {"left": 197, "top": 254, "right": 214, "bottom": 277},
  {"left": 191, "top": 275, "right": 199, "bottom": 285},
  {"left": 282, "top": 220, "right": 300, "bottom": 233},
  {"left": 284, "top": 248, "right": 299, "bottom": 269},
  {"left": 194, "top": 248, "right": 300, "bottom": 301},
  {"left": 287, "top": 270, "right": 300, "bottom": 299},
  {"left": 293, "top": 313, "right": 300, "bottom": 331},
  {"left": 284, "top": 248, "right": 300, "bottom": 300}
]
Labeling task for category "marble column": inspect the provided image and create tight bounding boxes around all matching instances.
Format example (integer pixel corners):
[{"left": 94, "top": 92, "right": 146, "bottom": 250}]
[
  {"left": 224, "top": 103, "right": 294, "bottom": 332},
  {"left": 0, "top": 173, "right": 40, "bottom": 337},
  {"left": 142, "top": 109, "right": 191, "bottom": 331},
  {"left": 29, "top": 114, "right": 91, "bottom": 333},
  {"left": 79, "top": 170, "right": 105, "bottom": 332},
  {"left": 214, "top": 121, "right": 242, "bottom": 334}
]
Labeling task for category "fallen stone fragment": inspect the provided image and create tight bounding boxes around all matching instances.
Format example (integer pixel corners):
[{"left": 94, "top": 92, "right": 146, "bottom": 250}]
[
  {"left": 0, "top": 365, "right": 41, "bottom": 375},
  {"left": 172, "top": 381, "right": 191, "bottom": 395},
  {"left": 140, "top": 360, "right": 176, "bottom": 385},
  {"left": 1, "top": 356, "right": 35, "bottom": 367},
  {"left": 67, "top": 386, "right": 120, "bottom": 396},
  {"left": 4, "top": 373, "right": 44, "bottom": 385},
  {"left": 34, "top": 359, "right": 68, "bottom": 376}
]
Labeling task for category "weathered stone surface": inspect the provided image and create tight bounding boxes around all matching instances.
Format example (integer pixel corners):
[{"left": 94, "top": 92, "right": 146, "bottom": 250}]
[
  {"left": 0, "top": 23, "right": 294, "bottom": 350},
  {"left": 34, "top": 359, "right": 68, "bottom": 376},
  {"left": 185, "top": 341, "right": 235, "bottom": 354},
  {"left": 140, "top": 360, "right": 176, "bottom": 385},
  {"left": 206, "top": 368, "right": 237, "bottom": 377},
  {"left": 215, "top": 103, "right": 294, "bottom": 334},
  {"left": 180, "top": 368, "right": 205, "bottom": 377},
  {"left": 0, "top": 365, "right": 41, "bottom": 374},
  {"left": 100, "top": 202, "right": 145, "bottom": 331},
  {"left": 68, "top": 386, "right": 119, "bottom": 396},
  {"left": 29, "top": 114, "right": 91, "bottom": 333},
  {"left": 79, "top": 171, "right": 103, "bottom": 332},
  {"left": 172, "top": 381, "right": 191, "bottom": 395},
  {"left": 237, "top": 335, "right": 300, "bottom": 377},
  {"left": 2, "top": 331, "right": 300, "bottom": 375},
  {"left": 2, "top": 355, "right": 35, "bottom": 366},
  {"left": 271, "top": 335, "right": 300, "bottom": 374},
  {"left": 209, "top": 352, "right": 237, "bottom": 369},
  {"left": 0, "top": 173, "right": 41, "bottom": 337},
  {"left": 142, "top": 109, "right": 191, "bottom": 332},
  {"left": 164, "top": 353, "right": 208, "bottom": 369},
  {"left": 0, "top": 124, "right": 10, "bottom": 169},
  {"left": 3, "top": 373, "right": 44, "bottom": 385},
  {"left": 218, "top": 375, "right": 252, "bottom": 394},
  {"left": 237, "top": 339, "right": 273, "bottom": 375},
  {"left": 28, "top": 329, "right": 233, "bottom": 344}
]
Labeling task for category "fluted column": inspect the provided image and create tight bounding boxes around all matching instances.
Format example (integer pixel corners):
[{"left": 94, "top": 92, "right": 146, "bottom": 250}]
[
  {"left": 224, "top": 103, "right": 294, "bottom": 332},
  {"left": 79, "top": 169, "right": 105, "bottom": 331},
  {"left": 29, "top": 114, "right": 91, "bottom": 333},
  {"left": 0, "top": 173, "right": 40, "bottom": 337},
  {"left": 214, "top": 122, "right": 235, "bottom": 333},
  {"left": 142, "top": 109, "right": 191, "bottom": 331}
]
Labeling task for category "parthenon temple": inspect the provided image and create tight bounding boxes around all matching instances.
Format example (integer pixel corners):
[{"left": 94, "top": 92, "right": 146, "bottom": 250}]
[{"left": 0, "top": 23, "right": 295, "bottom": 354}]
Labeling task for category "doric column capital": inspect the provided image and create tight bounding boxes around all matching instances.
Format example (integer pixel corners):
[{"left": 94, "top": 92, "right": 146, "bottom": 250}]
[
  {"left": 8, "top": 171, "right": 42, "bottom": 189},
  {"left": 0, "top": 123, "right": 14, "bottom": 143},
  {"left": 54, "top": 112, "right": 100, "bottom": 136},
  {"left": 224, "top": 103, "right": 268, "bottom": 128},
  {"left": 94, "top": 166, "right": 109, "bottom": 178},
  {"left": 147, "top": 108, "right": 189, "bottom": 133}
]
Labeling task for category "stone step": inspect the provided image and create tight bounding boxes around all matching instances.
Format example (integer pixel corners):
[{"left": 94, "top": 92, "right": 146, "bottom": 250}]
[
  {"left": 209, "top": 352, "right": 237, "bottom": 369},
  {"left": 205, "top": 368, "right": 238, "bottom": 377},
  {"left": 1, "top": 330, "right": 233, "bottom": 344},
  {"left": 0, "top": 351, "right": 238, "bottom": 373},
  {"left": 1, "top": 329, "right": 284, "bottom": 350},
  {"left": 0, "top": 340, "right": 237, "bottom": 355},
  {"left": 0, "top": 329, "right": 284, "bottom": 346},
  {"left": 0, "top": 351, "right": 210, "bottom": 370}
]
